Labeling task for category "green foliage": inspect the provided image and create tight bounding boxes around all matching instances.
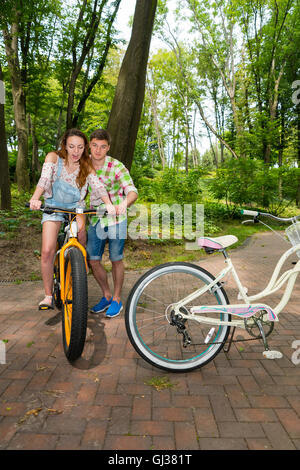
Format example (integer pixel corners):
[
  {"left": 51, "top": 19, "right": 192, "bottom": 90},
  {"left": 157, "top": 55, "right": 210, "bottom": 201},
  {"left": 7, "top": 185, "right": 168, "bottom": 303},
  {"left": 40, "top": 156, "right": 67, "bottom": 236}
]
[
  {"left": 136, "top": 167, "right": 205, "bottom": 204},
  {"left": 209, "top": 158, "right": 300, "bottom": 214},
  {"left": 0, "top": 184, "right": 41, "bottom": 239}
]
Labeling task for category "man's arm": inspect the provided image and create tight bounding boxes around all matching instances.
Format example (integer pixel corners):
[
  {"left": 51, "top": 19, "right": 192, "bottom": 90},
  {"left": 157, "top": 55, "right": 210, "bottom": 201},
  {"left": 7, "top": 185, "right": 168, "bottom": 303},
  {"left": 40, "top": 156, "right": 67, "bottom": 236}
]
[
  {"left": 116, "top": 190, "right": 138, "bottom": 215},
  {"left": 114, "top": 162, "right": 138, "bottom": 215}
]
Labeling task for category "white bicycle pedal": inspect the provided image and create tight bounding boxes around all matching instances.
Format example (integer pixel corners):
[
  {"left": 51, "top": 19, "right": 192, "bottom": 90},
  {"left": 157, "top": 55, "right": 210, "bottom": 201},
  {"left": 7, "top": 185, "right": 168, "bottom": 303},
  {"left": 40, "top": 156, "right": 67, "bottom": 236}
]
[
  {"left": 263, "top": 350, "right": 283, "bottom": 359},
  {"left": 204, "top": 328, "right": 215, "bottom": 344}
]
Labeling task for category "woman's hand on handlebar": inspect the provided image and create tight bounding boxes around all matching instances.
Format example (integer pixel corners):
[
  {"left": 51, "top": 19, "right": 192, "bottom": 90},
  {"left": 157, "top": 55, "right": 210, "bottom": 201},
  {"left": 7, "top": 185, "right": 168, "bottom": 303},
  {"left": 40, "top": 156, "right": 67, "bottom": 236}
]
[{"left": 29, "top": 199, "right": 42, "bottom": 210}]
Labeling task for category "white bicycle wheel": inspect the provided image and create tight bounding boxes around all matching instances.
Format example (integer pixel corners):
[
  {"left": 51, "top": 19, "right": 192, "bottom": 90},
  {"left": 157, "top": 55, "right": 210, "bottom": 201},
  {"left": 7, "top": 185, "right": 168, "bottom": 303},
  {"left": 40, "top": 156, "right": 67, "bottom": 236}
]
[{"left": 125, "top": 262, "right": 231, "bottom": 372}]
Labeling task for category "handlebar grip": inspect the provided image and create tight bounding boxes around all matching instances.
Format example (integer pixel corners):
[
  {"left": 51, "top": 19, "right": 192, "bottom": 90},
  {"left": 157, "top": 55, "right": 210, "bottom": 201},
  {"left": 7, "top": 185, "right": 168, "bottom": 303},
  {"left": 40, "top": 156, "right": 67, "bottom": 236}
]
[
  {"left": 25, "top": 202, "right": 45, "bottom": 209},
  {"left": 241, "top": 209, "right": 259, "bottom": 217}
]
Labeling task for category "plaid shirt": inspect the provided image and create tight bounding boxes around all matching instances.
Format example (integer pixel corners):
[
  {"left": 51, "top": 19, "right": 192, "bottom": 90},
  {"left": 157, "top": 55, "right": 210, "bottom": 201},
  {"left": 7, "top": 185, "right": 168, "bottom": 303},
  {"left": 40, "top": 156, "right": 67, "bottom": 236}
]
[{"left": 90, "top": 156, "right": 138, "bottom": 227}]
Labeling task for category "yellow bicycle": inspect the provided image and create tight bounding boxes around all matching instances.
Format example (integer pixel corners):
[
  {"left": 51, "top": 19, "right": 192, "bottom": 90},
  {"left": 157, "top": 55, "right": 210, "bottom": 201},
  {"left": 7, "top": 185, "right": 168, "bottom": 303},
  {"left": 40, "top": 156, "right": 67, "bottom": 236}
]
[{"left": 26, "top": 204, "right": 104, "bottom": 362}]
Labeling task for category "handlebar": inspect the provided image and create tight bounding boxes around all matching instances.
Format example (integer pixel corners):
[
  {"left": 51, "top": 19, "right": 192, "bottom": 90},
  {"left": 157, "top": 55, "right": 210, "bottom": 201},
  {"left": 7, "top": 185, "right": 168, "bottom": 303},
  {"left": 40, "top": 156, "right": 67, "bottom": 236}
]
[
  {"left": 241, "top": 209, "right": 300, "bottom": 223},
  {"left": 25, "top": 203, "right": 107, "bottom": 216},
  {"left": 241, "top": 209, "right": 259, "bottom": 217}
]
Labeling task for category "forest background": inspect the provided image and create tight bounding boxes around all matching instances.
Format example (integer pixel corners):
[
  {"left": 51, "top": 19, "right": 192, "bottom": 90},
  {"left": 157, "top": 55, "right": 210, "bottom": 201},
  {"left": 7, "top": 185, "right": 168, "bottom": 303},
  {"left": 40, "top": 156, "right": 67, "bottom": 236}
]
[{"left": 0, "top": 0, "right": 300, "bottom": 273}]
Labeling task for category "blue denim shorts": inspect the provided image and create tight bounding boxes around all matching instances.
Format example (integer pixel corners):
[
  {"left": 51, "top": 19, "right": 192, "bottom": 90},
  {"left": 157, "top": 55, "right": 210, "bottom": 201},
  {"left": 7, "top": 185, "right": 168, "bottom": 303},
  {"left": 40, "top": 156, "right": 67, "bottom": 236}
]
[
  {"left": 41, "top": 212, "right": 67, "bottom": 224},
  {"left": 87, "top": 219, "right": 127, "bottom": 262}
]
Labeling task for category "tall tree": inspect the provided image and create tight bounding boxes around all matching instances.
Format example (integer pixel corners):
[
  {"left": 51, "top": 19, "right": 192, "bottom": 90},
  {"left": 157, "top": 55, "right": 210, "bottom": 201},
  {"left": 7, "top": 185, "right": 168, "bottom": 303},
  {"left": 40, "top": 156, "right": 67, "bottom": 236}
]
[
  {"left": 64, "top": 0, "right": 122, "bottom": 129},
  {"left": 1, "top": 0, "right": 60, "bottom": 190},
  {"left": 2, "top": 4, "right": 30, "bottom": 191},
  {"left": 0, "top": 62, "right": 11, "bottom": 210},
  {"left": 107, "top": 0, "right": 158, "bottom": 170},
  {"left": 238, "top": 0, "right": 296, "bottom": 163}
]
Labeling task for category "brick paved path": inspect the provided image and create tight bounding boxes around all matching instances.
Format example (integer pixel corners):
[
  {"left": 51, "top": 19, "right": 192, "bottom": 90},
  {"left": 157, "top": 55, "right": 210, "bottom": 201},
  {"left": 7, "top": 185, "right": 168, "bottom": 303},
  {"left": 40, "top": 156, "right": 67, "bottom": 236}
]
[{"left": 0, "top": 231, "right": 300, "bottom": 450}]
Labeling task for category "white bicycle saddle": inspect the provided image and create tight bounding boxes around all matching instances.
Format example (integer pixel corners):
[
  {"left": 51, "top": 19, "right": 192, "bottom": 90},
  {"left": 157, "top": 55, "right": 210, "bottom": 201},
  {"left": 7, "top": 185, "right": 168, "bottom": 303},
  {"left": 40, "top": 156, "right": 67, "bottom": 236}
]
[{"left": 197, "top": 235, "right": 238, "bottom": 250}]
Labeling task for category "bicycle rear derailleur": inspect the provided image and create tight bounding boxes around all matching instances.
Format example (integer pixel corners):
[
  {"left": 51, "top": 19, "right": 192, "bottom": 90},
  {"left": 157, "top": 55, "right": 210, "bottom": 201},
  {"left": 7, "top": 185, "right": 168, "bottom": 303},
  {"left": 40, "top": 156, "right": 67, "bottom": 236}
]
[{"left": 170, "top": 307, "right": 192, "bottom": 348}]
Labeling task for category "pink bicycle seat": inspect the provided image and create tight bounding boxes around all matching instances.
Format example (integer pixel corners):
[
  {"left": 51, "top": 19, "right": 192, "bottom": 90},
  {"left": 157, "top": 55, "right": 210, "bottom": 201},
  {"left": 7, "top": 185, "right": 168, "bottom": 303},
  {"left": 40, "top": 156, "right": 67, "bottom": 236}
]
[{"left": 197, "top": 235, "right": 238, "bottom": 251}]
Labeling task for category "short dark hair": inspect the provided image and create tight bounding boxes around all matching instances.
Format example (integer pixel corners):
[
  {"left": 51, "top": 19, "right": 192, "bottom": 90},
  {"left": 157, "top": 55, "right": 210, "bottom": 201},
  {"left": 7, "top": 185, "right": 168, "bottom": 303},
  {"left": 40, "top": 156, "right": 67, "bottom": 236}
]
[{"left": 89, "top": 129, "right": 111, "bottom": 145}]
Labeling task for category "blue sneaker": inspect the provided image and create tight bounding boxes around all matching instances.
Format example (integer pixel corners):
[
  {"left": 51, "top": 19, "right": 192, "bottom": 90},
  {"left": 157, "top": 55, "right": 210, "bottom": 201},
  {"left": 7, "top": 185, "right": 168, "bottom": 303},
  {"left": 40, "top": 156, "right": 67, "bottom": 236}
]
[
  {"left": 106, "top": 300, "right": 123, "bottom": 318},
  {"left": 90, "top": 296, "right": 112, "bottom": 314}
]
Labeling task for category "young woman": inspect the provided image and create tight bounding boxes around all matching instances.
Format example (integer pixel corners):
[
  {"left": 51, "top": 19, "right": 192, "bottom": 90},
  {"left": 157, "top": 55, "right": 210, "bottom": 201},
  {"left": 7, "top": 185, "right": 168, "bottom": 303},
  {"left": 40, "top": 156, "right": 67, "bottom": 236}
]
[{"left": 30, "top": 128, "right": 114, "bottom": 310}]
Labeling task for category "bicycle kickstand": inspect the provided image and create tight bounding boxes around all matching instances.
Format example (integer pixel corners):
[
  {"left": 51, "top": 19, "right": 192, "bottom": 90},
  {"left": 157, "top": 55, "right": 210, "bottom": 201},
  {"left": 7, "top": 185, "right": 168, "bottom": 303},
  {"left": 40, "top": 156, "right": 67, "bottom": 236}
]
[{"left": 223, "top": 327, "right": 236, "bottom": 354}]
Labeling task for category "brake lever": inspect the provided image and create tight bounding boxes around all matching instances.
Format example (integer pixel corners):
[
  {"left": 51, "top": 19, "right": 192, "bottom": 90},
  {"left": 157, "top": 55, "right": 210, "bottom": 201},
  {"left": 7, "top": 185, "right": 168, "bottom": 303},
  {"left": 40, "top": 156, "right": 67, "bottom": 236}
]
[
  {"left": 241, "top": 219, "right": 254, "bottom": 224},
  {"left": 242, "top": 216, "right": 260, "bottom": 225}
]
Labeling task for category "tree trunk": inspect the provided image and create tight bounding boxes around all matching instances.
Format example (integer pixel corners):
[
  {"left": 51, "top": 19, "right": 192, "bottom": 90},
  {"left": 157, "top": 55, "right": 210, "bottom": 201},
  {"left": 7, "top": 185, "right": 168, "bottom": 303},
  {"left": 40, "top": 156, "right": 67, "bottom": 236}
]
[
  {"left": 66, "top": 72, "right": 79, "bottom": 130},
  {"left": 185, "top": 132, "right": 188, "bottom": 174},
  {"left": 56, "top": 84, "right": 68, "bottom": 146},
  {"left": 147, "top": 78, "right": 166, "bottom": 168},
  {"left": 107, "top": 0, "right": 158, "bottom": 170},
  {"left": 0, "top": 63, "right": 12, "bottom": 210},
  {"left": 66, "top": 0, "right": 121, "bottom": 129},
  {"left": 264, "top": 68, "right": 285, "bottom": 165},
  {"left": 28, "top": 114, "right": 40, "bottom": 184},
  {"left": 3, "top": 21, "right": 30, "bottom": 191},
  {"left": 192, "top": 106, "right": 199, "bottom": 166}
]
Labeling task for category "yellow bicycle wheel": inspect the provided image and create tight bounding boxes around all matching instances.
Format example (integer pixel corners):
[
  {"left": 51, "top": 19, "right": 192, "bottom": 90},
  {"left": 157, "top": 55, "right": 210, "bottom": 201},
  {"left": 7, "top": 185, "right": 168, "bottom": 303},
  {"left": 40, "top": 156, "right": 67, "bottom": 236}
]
[{"left": 62, "top": 247, "right": 88, "bottom": 362}]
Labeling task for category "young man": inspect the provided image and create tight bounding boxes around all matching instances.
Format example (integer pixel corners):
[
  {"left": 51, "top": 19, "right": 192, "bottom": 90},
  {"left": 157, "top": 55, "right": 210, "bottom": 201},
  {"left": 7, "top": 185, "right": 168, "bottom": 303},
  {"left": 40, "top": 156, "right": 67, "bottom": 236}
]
[{"left": 87, "top": 129, "right": 138, "bottom": 318}]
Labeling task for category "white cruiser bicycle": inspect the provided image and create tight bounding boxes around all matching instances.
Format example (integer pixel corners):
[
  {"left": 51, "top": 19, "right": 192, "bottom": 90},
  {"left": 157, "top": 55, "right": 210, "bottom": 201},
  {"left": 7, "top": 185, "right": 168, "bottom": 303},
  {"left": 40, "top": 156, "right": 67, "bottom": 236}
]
[{"left": 125, "top": 210, "right": 300, "bottom": 372}]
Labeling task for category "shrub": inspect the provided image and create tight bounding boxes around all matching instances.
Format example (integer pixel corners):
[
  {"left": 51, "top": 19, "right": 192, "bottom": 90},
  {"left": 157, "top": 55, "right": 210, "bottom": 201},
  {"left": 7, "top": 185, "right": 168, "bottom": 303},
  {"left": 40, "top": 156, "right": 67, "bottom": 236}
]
[
  {"left": 208, "top": 158, "right": 300, "bottom": 213},
  {"left": 136, "top": 167, "right": 205, "bottom": 204}
]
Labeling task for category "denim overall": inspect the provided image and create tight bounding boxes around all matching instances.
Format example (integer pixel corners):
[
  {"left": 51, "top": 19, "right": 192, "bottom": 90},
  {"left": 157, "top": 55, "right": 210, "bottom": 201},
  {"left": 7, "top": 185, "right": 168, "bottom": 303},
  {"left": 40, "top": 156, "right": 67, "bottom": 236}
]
[
  {"left": 42, "top": 157, "right": 81, "bottom": 223},
  {"left": 46, "top": 157, "right": 81, "bottom": 208}
]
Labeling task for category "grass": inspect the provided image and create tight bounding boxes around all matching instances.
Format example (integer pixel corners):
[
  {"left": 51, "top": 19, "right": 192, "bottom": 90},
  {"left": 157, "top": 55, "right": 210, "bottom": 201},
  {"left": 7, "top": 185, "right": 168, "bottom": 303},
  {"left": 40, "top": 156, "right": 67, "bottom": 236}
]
[
  {"left": 119, "top": 217, "right": 286, "bottom": 270},
  {"left": 1, "top": 185, "right": 293, "bottom": 272},
  {"left": 144, "top": 376, "right": 178, "bottom": 391}
]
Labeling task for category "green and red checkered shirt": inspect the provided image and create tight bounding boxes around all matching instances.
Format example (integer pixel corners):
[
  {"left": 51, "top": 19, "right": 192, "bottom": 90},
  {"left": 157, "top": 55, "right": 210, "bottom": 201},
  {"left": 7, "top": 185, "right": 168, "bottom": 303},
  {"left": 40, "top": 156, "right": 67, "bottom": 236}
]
[{"left": 89, "top": 156, "right": 138, "bottom": 227}]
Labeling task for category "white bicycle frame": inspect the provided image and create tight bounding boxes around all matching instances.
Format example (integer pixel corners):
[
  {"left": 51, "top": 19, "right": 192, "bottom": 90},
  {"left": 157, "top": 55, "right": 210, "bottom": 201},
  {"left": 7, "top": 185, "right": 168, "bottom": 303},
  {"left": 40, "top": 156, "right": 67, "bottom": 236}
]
[{"left": 173, "top": 242, "right": 300, "bottom": 330}]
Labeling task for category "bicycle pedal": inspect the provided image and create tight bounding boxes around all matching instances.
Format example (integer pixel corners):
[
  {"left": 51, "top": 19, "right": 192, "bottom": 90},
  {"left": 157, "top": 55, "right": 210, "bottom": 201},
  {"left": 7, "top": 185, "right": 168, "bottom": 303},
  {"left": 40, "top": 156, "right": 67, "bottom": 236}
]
[{"left": 262, "top": 350, "right": 283, "bottom": 359}]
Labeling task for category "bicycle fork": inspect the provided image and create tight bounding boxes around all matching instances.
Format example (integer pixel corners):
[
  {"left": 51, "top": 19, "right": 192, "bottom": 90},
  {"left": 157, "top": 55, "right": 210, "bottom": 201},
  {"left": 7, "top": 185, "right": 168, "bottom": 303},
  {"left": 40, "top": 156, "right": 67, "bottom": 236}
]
[{"left": 59, "top": 238, "right": 88, "bottom": 303}]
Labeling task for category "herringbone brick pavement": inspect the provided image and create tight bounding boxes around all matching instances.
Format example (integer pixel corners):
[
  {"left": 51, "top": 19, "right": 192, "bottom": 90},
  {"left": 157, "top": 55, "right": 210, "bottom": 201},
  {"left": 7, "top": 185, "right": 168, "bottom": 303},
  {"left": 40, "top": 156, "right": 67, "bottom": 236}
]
[{"left": 0, "top": 231, "right": 300, "bottom": 450}]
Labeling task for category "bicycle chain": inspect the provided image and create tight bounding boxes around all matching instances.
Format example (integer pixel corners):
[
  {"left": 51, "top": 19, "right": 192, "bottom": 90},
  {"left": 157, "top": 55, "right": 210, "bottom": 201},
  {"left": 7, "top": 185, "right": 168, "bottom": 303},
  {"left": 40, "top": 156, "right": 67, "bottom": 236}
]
[
  {"left": 191, "top": 330, "right": 279, "bottom": 347},
  {"left": 192, "top": 335, "right": 268, "bottom": 347}
]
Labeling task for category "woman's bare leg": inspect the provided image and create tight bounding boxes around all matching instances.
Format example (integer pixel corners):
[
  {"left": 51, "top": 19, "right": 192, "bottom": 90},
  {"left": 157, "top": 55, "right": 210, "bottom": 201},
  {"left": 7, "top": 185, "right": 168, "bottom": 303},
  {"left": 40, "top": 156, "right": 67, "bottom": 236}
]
[
  {"left": 77, "top": 214, "right": 86, "bottom": 246},
  {"left": 41, "top": 220, "right": 61, "bottom": 299}
]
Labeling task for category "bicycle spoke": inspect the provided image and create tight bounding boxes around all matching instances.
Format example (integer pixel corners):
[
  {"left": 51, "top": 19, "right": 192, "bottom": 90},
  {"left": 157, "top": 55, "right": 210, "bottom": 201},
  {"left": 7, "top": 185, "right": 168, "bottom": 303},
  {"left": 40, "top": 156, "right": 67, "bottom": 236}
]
[
  {"left": 137, "top": 306, "right": 167, "bottom": 317},
  {"left": 138, "top": 291, "right": 168, "bottom": 307},
  {"left": 126, "top": 263, "right": 231, "bottom": 371}
]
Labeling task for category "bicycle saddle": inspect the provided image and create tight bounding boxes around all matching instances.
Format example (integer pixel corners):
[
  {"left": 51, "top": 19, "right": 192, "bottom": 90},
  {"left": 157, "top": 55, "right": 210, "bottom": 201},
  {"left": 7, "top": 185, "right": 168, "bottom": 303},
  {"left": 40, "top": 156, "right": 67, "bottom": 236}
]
[{"left": 197, "top": 235, "right": 238, "bottom": 252}]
